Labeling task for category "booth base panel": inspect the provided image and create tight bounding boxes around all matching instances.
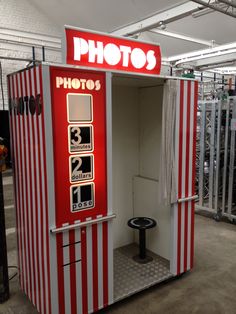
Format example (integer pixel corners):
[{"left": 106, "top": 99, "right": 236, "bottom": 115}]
[{"left": 114, "top": 244, "right": 173, "bottom": 302}]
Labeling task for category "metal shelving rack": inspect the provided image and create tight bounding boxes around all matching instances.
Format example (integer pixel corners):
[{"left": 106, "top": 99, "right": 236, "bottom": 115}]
[{"left": 195, "top": 96, "right": 236, "bottom": 222}]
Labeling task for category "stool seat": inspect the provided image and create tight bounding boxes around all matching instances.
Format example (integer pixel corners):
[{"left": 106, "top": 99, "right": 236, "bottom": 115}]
[
  {"left": 128, "top": 217, "right": 156, "bottom": 230},
  {"left": 127, "top": 216, "right": 157, "bottom": 264}
]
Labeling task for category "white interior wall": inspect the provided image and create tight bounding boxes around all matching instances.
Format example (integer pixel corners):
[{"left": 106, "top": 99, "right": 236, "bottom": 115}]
[
  {"left": 112, "top": 84, "right": 139, "bottom": 249},
  {"left": 133, "top": 85, "right": 170, "bottom": 260},
  {"left": 139, "top": 86, "right": 163, "bottom": 180},
  {"left": 112, "top": 81, "right": 171, "bottom": 260},
  {"left": 133, "top": 177, "right": 170, "bottom": 260}
]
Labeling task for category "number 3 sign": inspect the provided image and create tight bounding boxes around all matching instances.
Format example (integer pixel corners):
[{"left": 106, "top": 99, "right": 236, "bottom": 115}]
[{"left": 68, "top": 125, "right": 93, "bottom": 153}]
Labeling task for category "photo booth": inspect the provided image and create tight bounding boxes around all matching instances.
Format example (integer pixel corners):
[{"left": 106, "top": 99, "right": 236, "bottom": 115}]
[{"left": 8, "top": 26, "right": 198, "bottom": 314}]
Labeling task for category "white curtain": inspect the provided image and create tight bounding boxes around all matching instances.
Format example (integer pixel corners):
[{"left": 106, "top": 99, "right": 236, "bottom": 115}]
[{"left": 159, "top": 79, "right": 178, "bottom": 206}]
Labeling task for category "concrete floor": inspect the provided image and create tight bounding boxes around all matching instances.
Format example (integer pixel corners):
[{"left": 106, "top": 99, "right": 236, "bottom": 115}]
[{"left": 1, "top": 171, "right": 236, "bottom": 314}]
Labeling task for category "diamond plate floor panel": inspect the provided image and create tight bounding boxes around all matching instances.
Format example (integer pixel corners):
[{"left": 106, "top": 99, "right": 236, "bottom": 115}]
[{"left": 114, "top": 244, "right": 173, "bottom": 302}]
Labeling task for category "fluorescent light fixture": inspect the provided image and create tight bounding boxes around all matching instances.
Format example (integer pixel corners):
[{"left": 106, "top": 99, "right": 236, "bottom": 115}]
[
  {"left": 175, "top": 49, "right": 236, "bottom": 65},
  {"left": 168, "top": 42, "right": 236, "bottom": 62},
  {"left": 149, "top": 29, "right": 213, "bottom": 46}
]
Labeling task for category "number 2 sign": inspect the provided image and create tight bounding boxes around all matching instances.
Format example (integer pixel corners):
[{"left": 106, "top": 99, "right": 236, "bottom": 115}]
[{"left": 69, "top": 154, "right": 94, "bottom": 183}]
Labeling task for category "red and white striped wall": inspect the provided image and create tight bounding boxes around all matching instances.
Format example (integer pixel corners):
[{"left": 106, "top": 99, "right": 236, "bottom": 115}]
[
  {"left": 53, "top": 221, "right": 113, "bottom": 314},
  {"left": 8, "top": 65, "right": 114, "bottom": 314},
  {"left": 8, "top": 66, "right": 51, "bottom": 314},
  {"left": 8, "top": 64, "right": 198, "bottom": 313},
  {"left": 170, "top": 79, "right": 198, "bottom": 276}
]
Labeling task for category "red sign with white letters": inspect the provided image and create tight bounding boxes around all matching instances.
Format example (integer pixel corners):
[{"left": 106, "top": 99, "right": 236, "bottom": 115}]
[
  {"left": 65, "top": 27, "right": 161, "bottom": 75},
  {"left": 50, "top": 66, "right": 107, "bottom": 226}
]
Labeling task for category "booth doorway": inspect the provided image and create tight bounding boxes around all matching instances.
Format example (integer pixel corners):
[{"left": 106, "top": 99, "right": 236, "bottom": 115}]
[{"left": 111, "top": 74, "right": 173, "bottom": 301}]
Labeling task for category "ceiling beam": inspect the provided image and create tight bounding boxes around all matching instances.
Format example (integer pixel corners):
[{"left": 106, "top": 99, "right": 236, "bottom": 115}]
[
  {"left": 111, "top": 2, "right": 202, "bottom": 36},
  {"left": 191, "top": 0, "right": 236, "bottom": 18}
]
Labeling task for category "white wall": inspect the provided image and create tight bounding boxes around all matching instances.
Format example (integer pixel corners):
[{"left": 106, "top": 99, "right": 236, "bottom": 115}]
[
  {"left": 112, "top": 82, "right": 171, "bottom": 261},
  {"left": 139, "top": 86, "right": 163, "bottom": 180},
  {"left": 0, "top": 0, "right": 61, "bottom": 110},
  {"left": 133, "top": 85, "right": 170, "bottom": 260},
  {"left": 112, "top": 84, "right": 139, "bottom": 249},
  {"left": 112, "top": 82, "right": 171, "bottom": 260}
]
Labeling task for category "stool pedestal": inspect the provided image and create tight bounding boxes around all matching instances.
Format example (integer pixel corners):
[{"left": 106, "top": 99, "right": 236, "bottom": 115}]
[{"left": 127, "top": 217, "right": 157, "bottom": 264}]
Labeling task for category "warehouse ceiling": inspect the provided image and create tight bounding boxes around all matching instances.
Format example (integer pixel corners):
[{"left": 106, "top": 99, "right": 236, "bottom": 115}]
[{"left": 28, "top": 0, "right": 236, "bottom": 73}]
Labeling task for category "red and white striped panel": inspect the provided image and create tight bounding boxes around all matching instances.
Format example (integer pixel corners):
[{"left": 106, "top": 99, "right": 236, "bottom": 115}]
[
  {"left": 8, "top": 66, "right": 51, "bottom": 314},
  {"left": 171, "top": 80, "right": 198, "bottom": 276},
  {"left": 54, "top": 221, "right": 113, "bottom": 314}
]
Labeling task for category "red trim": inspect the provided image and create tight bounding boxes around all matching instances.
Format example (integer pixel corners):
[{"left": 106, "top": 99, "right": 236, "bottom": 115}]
[
  {"left": 56, "top": 233, "right": 65, "bottom": 314},
  {"left": 26, "top": 69, "right": 37, "bottom": 305},
  {"left": 29, "top": 68, "right": 41, "bottom": 311},
  {"left": 177, "top": 80, "right": 184, "bottom": 275},
  {"left": 35, "top": 66, "right": 47, "bottom": 314},
  {"left": 81, "top": 227, "right": 88, "bottom": 314},
  {"left": 69, "top": 230, "right": 77, "bottom": 314},
  {"left": 39, "top": 64, "right": 52, "bottom": 314},
  {"left": 184, "top": 81, "right": 191, "bottom": 272},
  {"left": 102, "top": 222, "right": 108, "bottom": 306},
  {"left": 22, "top": 70, "right": 33, "bottom": 301},
  {"left": 15, "top": 74, "right": 25, "bottom": 291},
  {"left": 190, "top": 81, "right": 198, "bottom": 268},
  {"left": 19, "top": 72, "right": 29, "bottom": 296},
  {"left": 92, "top": 224, "right": 98, "bottom": 311}
]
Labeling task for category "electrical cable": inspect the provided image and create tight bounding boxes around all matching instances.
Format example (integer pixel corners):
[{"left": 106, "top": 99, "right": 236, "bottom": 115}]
[
  {"left": 8, "top": 265, "right": 18, "bottom": 281},
  {"left": 8, "top": 266, "right": 18, "bottom": 269},
  {"left": 8, "top": 272, "right": 18, "bottom": 281},
  {"left": 0, "top": 61, "right": 5, "bottom": 110}
]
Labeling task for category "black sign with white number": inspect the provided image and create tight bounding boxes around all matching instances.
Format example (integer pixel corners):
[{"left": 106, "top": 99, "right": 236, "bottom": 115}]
[
  {"left": 71, "top": 183, "right": 94, "bottom": 212},
  {"left": 69, "top": 125, "right": 93, "bottom": 153},
  {"left": 70, "top": 155, "right": 94, "bottom": 182}
]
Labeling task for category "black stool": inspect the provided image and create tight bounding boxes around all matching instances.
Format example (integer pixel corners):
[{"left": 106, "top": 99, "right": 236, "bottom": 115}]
[{"left": 127, "top": 217, "right": 157, "bottom": 264}]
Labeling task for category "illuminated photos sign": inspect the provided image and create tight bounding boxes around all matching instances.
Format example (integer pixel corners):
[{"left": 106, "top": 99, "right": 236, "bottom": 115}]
[{"left": 64, "top": 27, "right": 162, "bottom": 75}]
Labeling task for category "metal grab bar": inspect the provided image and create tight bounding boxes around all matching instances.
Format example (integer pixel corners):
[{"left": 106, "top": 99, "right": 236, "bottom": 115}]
[
  {"left": 178, "top": 195, "right": 198, "bottom": 203},
  {"left": 50, "top": 214, "right": 116, "bottom": 234}
]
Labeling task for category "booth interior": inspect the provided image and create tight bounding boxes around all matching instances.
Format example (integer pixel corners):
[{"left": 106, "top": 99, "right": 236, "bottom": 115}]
[{"left": 111, "top": 74, "right": 173, "bottom": 301}]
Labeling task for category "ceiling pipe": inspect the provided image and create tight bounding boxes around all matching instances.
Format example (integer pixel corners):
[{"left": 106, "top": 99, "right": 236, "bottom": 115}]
[
  {"left": 111, "top": 2, "right": 202, "bottom": 36},
  {"left": 191, "top": 0, "right": 236, "bottom": 18}
]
